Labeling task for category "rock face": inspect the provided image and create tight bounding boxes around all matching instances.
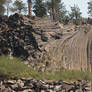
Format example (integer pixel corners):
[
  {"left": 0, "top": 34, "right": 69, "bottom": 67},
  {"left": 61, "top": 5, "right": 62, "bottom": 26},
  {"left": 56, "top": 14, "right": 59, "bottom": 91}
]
[
  {"left": 41, "top": 26, "right": 92, "bottom": 72},
  {"left": 0, "top": 13, "right": 40, "bottom": 60},
  {"left": 0, "top": 78, "right": 91, "bottom": 92},
  {"left": 32, "top": 17, "right": 92, "bottom": 72},
  {"left": 0, "top": 13, "right": 92, "bottom": 72},
  {"left": 0, "top": 13, "right": 64, "bottom": 66},
  {"left": 31, "top": 17, "right": 92, "bottom": 72}
]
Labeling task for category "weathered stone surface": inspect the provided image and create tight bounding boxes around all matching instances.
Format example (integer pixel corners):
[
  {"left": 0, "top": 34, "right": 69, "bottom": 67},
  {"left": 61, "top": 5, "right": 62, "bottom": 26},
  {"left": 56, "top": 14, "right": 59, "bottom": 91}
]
[
  {"left": 0, "top": 79, "right": 91, "bottom": 92},
  {"left": 0, "top": 13, "right": 92, "bottom": 72},
  {"left": 0, "top": 13, "right": 40, "bottom": 61},
  {"left": 40, "top": 25, "right": 92, "bottom": 71}
]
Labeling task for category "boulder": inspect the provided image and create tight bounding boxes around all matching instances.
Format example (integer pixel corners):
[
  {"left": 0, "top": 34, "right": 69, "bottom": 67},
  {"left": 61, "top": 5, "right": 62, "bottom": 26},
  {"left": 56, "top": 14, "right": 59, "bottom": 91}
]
[{"left": 0, "top": 78, "right": 91, "bottom": 91}]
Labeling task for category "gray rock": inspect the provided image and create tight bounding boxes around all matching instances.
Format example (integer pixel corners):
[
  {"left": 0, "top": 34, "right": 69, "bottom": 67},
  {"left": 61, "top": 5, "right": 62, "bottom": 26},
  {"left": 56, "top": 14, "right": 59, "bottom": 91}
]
[
  {"left": 22, "top": 89, "right": 33, "bottom": 92},
  {"left": 0, "top": 85, "right": 6, "bottom": 91},
  {"left": 7, "top": 80, "right": 16, "bottom": 85},
  {"left": 54, "top": 85, "right": 62, "bottom": 91},
  {"left": 17, "top": 79, "right": 24, "bottom": 88},
  {"left": 41, "top": 90, "right": 46, "bottom": 92},
  {"left": 10, "top": 84, "right": 18, "bottom": 90}
]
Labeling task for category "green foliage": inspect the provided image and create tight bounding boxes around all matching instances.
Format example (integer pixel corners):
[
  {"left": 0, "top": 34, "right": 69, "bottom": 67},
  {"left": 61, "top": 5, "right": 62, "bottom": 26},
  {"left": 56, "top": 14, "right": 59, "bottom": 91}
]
[
  {"left": 46, "top": 0, "right": 67, "bottom": 22},
  {"left": 61, "top": 15, "right": 70, "bottom": 24},
  {"left": 0, "top": 55, "right": 42, "bottom": 80},
  {"left": 88, "top": 0, "right": 92, "bottom": 17},
  {"left": 33, "top": 0, "right": 47, "bottom": 17},
  {"left": 55, "top": 0, "right": 67, "bottom": 21},
  {"left": 69, "top": 4, "right": 82, "bottom": 25},
  {"left": 43, "top": 70, "right": 92, "bottom": 81},
  {"left": 11, "top": 0, "right": 27, "bottom": 13},
  {"left": 69, "top": 5, "right": 82, "bottom": 19}
]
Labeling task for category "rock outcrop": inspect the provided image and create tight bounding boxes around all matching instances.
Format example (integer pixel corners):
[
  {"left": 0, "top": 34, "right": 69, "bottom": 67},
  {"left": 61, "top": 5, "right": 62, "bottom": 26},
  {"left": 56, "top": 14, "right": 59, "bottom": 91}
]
[
  {"left": 31, "top": 17, "right": 92, "bottom": 72},
  {"left": 0, "top": 78, "right": 91, "bottom": 92},
  {"left": 0, "top": 13, "right": 92, "bottom": 72},
  {"left": 40, "top": 25, "right": 92, "bottom": 72},
  {"left": 0, "top": 14, "right": 40, "bottom": 60}
]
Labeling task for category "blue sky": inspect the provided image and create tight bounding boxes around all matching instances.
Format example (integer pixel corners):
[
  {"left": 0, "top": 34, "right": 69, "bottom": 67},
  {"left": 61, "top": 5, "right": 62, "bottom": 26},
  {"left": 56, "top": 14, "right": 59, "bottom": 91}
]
[{"left": 13, "top": 0, "right": 89, "bottom": 17}]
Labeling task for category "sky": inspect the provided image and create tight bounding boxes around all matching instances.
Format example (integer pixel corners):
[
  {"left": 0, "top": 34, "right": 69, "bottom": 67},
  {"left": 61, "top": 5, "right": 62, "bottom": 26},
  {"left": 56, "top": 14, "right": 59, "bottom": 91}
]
[
  {"left": 62, "top": 0, "right": 89, "bottom": 17},
  {"left": 13, "top": 0, "right": 89, "bottom": 18}
]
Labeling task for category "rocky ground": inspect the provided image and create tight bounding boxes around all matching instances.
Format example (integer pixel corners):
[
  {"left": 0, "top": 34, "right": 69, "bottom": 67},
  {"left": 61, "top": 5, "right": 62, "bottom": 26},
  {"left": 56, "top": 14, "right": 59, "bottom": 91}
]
[
  {"left": 0, "top": 78, "right": 91, "bottom": 92},
  {"left": 0, "top": 13, "right": 65, "bottom": 69},
  {"left": 0, "top": 13, "right": 41, "bottom": 60}
]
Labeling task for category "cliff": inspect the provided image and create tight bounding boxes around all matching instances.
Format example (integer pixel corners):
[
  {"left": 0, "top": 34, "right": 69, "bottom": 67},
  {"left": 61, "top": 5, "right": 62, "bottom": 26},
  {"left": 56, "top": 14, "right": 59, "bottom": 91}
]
[{"left": 0, "top": 13, "right": 92, "bottom": 72}]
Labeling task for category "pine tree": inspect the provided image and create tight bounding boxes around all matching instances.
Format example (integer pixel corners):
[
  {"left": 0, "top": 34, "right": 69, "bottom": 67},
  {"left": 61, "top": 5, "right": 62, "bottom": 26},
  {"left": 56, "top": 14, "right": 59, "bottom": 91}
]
[
  {"left": 33, "top": 0, "right": 47, "bottom": 17},
  {"left": 55, "top": 0, "right": 67, "bottom": 22},
  {"left": 46, "top": 0, "right": 67, "bottom": 21},
  {"left": 88, "top": 0, "right": 92, "bottom": 17},
  {"left": 11, "top": 0, "right": 27, "bottom": 14},
  {"left": 69, "top": 4, "right": 82, "bottom": 25}
]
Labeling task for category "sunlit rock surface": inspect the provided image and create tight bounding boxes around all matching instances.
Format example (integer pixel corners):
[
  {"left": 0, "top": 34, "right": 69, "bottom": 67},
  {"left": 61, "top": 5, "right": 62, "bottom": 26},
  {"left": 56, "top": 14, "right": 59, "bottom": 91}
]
[{"left": 0, "top": 13, "right": 92, "bottom": 72}]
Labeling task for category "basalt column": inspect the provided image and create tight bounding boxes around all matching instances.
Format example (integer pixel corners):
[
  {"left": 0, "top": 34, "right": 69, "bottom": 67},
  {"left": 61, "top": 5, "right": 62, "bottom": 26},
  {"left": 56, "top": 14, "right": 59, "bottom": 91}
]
[{"left": 87, "top": 40, "right": 92, "bottom": 72}]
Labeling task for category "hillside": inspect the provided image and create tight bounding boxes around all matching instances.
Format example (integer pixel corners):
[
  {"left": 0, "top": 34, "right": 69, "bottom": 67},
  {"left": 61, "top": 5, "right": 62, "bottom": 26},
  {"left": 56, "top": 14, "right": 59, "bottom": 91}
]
[
  {"left": 0, "top": 13, "right": 92, "bottom": 72},
  {"left": 0, "top": 13, "right": 92, "bottom": 91}
]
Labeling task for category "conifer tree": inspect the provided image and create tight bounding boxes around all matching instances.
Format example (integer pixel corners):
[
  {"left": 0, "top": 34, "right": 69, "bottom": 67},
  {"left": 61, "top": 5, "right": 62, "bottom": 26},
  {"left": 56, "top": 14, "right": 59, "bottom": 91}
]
[
  {"left": 33, "top": 0, "right": 47, "bottom": 17},
  {"left": 46, "top": 0, "right": 67, "bottom": 21},
  {"left": 88, "top": 0, "right": 92, "bottom": 17},
  {"left": 11, "top": 0, "right": 27, "bottom": 14},
  {"left": 69, "top": 4, "right": 82, "bottom": 25}
]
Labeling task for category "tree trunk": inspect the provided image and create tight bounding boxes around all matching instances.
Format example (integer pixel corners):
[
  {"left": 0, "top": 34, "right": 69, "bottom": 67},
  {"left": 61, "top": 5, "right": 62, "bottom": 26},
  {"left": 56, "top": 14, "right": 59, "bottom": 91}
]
[
  {"left": 52, "top": 6, "right": 56, "bottom": 20},
  {"left": 28, "top": 0, "right": 32, "bottom": 17},
  {"left": 52, "top": 0, "right": 56, "bottom": 20}
]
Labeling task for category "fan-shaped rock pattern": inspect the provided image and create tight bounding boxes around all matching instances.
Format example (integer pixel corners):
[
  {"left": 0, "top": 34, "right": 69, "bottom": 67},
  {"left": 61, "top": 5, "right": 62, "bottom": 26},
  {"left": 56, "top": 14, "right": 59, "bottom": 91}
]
[{"left": 42, "top": 26, "right": 92, "bottom": 72}]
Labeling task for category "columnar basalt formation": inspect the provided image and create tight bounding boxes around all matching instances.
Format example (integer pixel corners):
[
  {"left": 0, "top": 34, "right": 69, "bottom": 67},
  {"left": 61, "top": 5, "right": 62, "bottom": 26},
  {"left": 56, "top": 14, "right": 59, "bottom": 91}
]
[
  {"left": 0, "top": 13, "right": 40, "bottom": 60},
  {"left": 0, "top": 13, "right": 92, "bottom": 72},
  {"left": 40, "top": 26, "right": 92, "bottom": 72},
  {"left": 32, "top": 17, "right": 92, "bottom": 72}
]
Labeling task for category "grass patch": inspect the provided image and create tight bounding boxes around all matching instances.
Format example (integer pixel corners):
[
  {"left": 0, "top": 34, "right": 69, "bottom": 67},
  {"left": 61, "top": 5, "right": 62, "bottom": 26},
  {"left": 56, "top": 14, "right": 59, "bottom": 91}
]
[
  {"left": 0, "top": 55, "right": 92, "bottom": 81},
  {"left": 0, "top": 55, "right": 42, "bottom": 80},
  {"left": 43, "top": 70, "right": 92, "bottom": 81}
]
